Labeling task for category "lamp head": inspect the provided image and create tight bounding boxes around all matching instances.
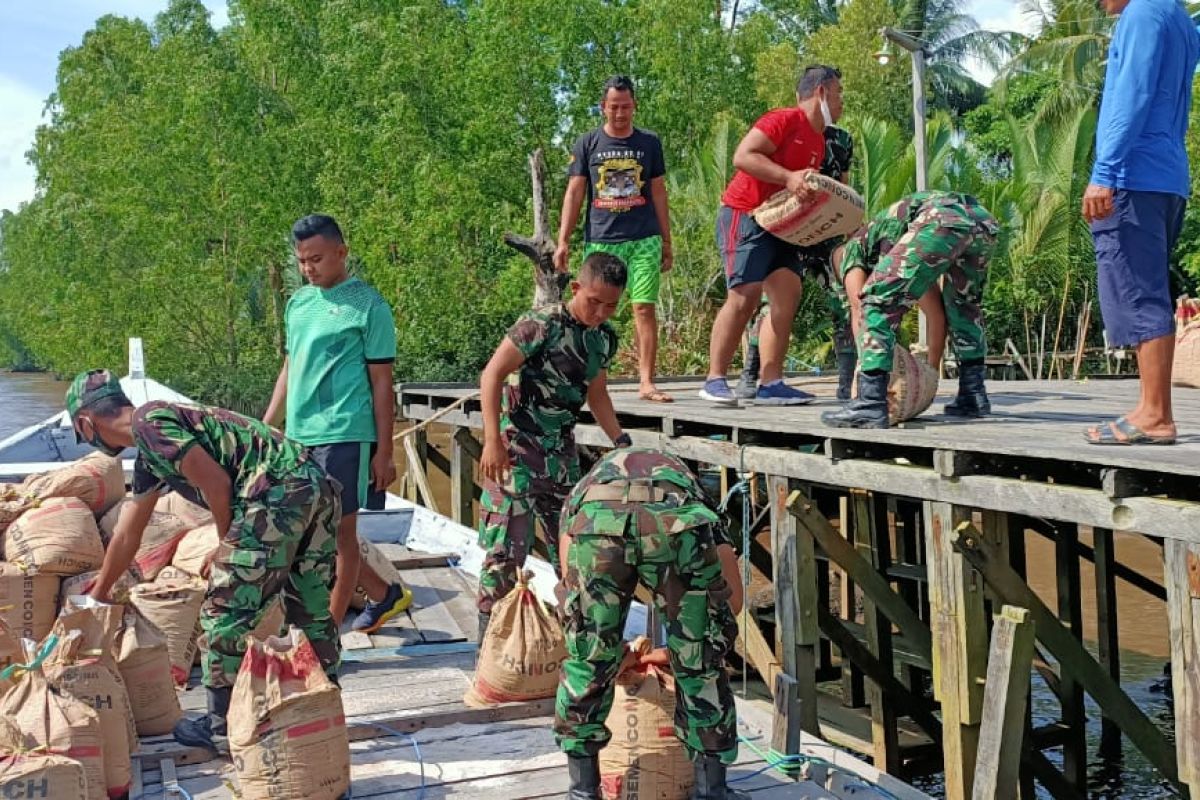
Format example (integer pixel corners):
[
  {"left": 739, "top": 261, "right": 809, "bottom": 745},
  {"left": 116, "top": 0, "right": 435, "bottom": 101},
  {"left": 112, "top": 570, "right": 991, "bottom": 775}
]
[{"left": 874, "top": 39, "right": 893, "bottom": 66}]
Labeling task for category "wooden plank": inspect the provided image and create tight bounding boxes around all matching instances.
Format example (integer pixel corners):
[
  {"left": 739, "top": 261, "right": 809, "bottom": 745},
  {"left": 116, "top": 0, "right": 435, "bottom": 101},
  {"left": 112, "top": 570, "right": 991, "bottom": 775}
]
[
  {"left": 836, "top": 496, "right": 865, "bottom": 709},
  {"left": 972, "top": 605, "right": 1036, "bottom": 800},
  {"left": 768, "top": 475, "right": 808, "bottom": 742},
  {"left": 1093, "top": 527, "right": 1122, "bottom": 757},
  {"left": 402, "top": 431, "right": 440, "bottom": 514},
  {"left": 404, "top": 567, "right": 469, "bottom": 643},
  {"left": 789, "top": 494, "right": 932, "bottom": 660},
  {"left": 735, "top": 609, "right": 780, "bottom": 690},
  {"left": 953, "top": 523, "right": 1182, "bottom": 793},
  {"left": 371, "top": 542, "right": 459, "bottom": 570},
  {"left": 790, "top": 489, "right": 821, "bottom": 738},
  {"left": 924, "top": 502, "right": 985, "bottom": 800},
  {"left": 1055, "top": 523, "right": 1087, "bottom": 790},
  {"left": 341, "top": 641, "right": 478, "bottom": 663},
  {"left": 858, "top": 490, "right": 899, "bottom": 776},
  {"left": 771, "top": 672, "right": 801, "bottom": 757},
  {"left": 1165, "top": 540, "right": 1200, "bottom": 797},
  {"left": 451, "top": 427, "right": 477, "bottom": 526}
]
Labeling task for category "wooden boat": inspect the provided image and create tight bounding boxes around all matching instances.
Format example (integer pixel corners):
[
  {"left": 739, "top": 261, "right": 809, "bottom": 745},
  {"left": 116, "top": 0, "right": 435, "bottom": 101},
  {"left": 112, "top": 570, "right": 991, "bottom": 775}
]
[{"left": 0, "top": 340, "right": 925, "bottom": 799}]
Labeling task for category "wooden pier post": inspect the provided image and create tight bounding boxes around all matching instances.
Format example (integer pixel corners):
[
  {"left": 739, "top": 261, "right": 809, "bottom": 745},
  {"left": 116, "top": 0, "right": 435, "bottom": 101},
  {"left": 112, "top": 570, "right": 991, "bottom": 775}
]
[
  {"left": 1093, "top": 527, "right": 1122, "bottom": 758},
  {"left": 770, "top": 479, "right": 819, "bottom": 737},
  {"left": 1165, "top": 540, "right": 1200, "bottom": 798},
  {"left": 854, "top": 490, "right": 899, "bottom": 774},
  {"left": 925, "top": 502, "right": 986, "bottom": 800},
  {"left": 1055, "top": 523, "right": 1087, "bottom": 790},
  {"left": 972, "top": 605, "right": 1035, "bottom": 800},
  {"left": 450, "top": 428, "right": 477, "bottom": 526}
]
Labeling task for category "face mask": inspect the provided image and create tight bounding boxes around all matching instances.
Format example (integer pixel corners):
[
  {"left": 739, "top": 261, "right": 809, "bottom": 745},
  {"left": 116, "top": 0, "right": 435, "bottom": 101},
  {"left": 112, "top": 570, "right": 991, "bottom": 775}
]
[
  {"left": 80, "top": 421, "right": 125, "bottom": 457},
  {"left": 820, "top": 98, "right": 833, "bottom": 129}
]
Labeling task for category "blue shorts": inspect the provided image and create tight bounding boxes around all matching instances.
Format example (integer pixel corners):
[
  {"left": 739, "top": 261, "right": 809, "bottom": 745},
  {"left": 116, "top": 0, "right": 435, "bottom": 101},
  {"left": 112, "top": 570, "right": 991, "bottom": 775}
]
[
  {"left": 1090, "top": 190, "right": 1185, "bottom": 348},
  {"left": 716, "top": 205, "right": 804, "bottom": 289},
  {"left": 308, "top": 442, "right": 386, "bottom": 516}
]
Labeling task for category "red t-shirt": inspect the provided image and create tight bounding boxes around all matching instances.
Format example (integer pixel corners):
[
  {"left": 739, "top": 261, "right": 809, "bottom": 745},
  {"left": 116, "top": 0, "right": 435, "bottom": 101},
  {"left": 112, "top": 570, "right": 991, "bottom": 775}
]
[{"left": 720, "top": 107, "right": 825, "bottom": 212}]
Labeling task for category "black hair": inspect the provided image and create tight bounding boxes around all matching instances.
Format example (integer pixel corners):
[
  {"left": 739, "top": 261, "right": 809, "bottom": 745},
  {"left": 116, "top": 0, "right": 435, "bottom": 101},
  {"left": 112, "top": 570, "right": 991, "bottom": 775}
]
[
  {"left": 797, "top": 65, "right": 841, "bottom": 99},
  {"left": 292, "top": 214, "right": 345, "bottom": 245},
  {"left": 601, "top": 75, "right": 636, "bottom": 101},
  {"left": 89, "top": 394, "right": 134, "bottom": 420},
  {"left": 579, "top": 252, "right": 628, "bottom": 289}
]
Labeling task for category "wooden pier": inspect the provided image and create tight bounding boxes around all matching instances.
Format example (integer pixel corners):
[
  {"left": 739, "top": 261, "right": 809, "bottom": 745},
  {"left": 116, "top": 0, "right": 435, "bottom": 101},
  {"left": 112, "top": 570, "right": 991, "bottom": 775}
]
[{"left": 396, "top": 375, "right": 1200, "bottom": 800}]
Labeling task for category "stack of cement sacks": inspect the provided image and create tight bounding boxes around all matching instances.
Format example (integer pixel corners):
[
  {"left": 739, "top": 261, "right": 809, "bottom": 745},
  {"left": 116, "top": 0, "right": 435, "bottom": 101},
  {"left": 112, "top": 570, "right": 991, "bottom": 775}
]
[{"left": 0, "top": 454, "right": 190, "bottom": 799}]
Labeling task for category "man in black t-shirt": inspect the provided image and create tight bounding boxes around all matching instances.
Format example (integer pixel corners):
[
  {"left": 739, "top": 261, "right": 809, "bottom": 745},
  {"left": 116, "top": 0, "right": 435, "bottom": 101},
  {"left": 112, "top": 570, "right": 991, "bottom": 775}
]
[{"left": 554, "top": 76, "right": 675, "bottom": 404}]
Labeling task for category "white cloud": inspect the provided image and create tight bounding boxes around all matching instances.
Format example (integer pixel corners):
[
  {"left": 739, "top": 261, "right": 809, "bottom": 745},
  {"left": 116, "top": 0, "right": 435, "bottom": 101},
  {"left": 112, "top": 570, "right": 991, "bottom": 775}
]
[
  {"left": 963, "top": 0, "right": 1041, "bottom": 85},
  {"left": 0, "top": 77, "right": 46, "bottom": 214}
]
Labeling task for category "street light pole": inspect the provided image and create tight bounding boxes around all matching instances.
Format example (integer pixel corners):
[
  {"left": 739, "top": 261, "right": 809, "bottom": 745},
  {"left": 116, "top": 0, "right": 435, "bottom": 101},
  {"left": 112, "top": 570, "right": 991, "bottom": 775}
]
[{"left": 879, "top": 26, "right": 931, "bottom": 343}]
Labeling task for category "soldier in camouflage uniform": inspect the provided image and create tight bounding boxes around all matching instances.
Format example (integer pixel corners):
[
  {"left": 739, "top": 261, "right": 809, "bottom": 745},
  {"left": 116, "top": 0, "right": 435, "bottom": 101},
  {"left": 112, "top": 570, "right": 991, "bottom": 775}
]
[
  {"left": 476, "top": 252, "right": 633, "bottom": 639},
  {"left": 554, "top": 447, "right": 745, "bottom": 800},
  {"left": 737, "top": 124, "right": 857, "bottom": 401},
  {"left": 823, "top": 191, "right": 1000, "bottom": 429},
  {"left": 68, "top": 370, "right": 341, "bottom": 752}
]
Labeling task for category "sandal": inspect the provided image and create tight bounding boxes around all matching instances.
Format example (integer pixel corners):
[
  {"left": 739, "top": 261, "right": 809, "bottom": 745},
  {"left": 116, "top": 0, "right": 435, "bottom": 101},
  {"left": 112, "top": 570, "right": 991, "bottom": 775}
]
[
  {"left": 639, "top": 389, "right": 674, "bottom": 404},
  {"left": 1084, "top": 417, "right": 1177, "bottom": 446}
]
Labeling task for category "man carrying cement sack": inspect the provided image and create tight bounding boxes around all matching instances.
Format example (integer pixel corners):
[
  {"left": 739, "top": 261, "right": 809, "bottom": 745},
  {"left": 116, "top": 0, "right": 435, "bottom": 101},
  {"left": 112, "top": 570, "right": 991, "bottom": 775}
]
[
  {"left": 823, "top": 191, "right": 999, "bottom": 429},
  {"left": 554, "top": 448, "right": 747, "bottom": 800},
  {"left": 264, "top": 213, "right": 413, "bottom": 633},
  {"left": 68, "top": 369, "right": 341, "bottom": 752}
]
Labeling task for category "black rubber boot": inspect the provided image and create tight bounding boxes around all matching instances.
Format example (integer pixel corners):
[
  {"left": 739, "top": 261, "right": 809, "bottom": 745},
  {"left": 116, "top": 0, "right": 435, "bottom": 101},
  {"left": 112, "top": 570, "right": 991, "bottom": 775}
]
[
  {"left": 835, "top": 351, "right": 857, "bottom": 401},
  {"left": 477, "top": 611, "right": 491, "bottom": 641},
  {"left": 566, "top": 754, "right": 602, "bottom": 799},
  {"left": 944, "top": 360, "right": 990, "bottom": 418},
  {"left": 821, "top": 370, "right": 890, "bottom": 429},
  {"left": 691, "top": 754, "right": 751, "bottom": 800},
  {"left": 173, "top": 686, "right": 230, "bottom": 752}
]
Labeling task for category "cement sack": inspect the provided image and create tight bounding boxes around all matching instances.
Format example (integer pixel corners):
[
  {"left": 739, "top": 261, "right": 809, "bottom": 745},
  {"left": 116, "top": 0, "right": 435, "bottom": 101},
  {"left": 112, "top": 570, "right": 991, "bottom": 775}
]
[
  {"left": 114, "top": 608, "right": 182, "bottom": 736},
  {"left": 888, "top": 346, "right": 939, "bottom": 424},
  {"left": 2, "top": 498, "right": 104, "bottom": 576},
  {"left": 0, "top": 562, "right": 58, "bottom": 643},
  {"left": 128, "top": 572, "right": 205, "bottom": 687},
  {"left": 0, "top": 636, "right": 106, "bottom": 800},
  {"left": 752, "top": 175, "right": 866, "bottom": 247},
  {"left": 0, "top": 489, "right": 36, "bottom": 537},
  {"left": 59, "top": 571, "right": 137, "bottom": 607},
  {"left": 155, "top": 492, "right": 213, "bottom": 528},
  {"left": 0, "top": 619, "right": 16, "bottom": 699},
  {"left": 19, "top": 453, "right": 125, "bottom": 516},
  {"left": 1173, "top": 319, "right": 1200, "bottom": 388},
  {"left": 46, "top": 603, "right": 137, "bottom": 799},
  {"left": 350, "top": 538, "right": 404, "bottom": 611},
  {"left": 99, "top": 499, "right": 191, "bottom": 580},
  {"left": 0, "top": 718, "right": 87, "bottom": 800},
  {"left": 598, "top": 639, "right": 693, "bottom": 800},
  {"left": 170, "top": 523, "right": 218, "bottom": 577},
  {"left": 465, "top": 572, "right": 566, "bottom": 706},
  {"left": 229, "top": 628, "right": 350, "bottom": 800}
]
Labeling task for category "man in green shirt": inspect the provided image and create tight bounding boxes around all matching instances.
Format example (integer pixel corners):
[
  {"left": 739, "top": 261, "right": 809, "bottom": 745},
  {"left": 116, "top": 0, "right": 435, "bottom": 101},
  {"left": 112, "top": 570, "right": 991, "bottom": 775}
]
[
  {"left": 73, "top": 370, "right": 341, "bottom": 752},
  {"left": 265, "top": 214, "right": 412, "bottom": 633}
]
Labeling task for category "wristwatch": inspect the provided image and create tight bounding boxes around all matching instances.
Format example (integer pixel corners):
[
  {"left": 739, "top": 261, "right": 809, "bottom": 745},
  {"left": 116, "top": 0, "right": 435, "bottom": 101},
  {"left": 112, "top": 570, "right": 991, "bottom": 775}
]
[{"left": 614, "top": 433, "right": 633, "bottom": 448}]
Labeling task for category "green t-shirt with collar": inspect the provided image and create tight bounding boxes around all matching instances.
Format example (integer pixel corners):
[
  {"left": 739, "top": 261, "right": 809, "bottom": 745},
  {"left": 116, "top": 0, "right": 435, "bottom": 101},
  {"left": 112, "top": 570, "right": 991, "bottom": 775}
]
[{"left": 284, "top": 276, "right": 397, "bottom": 445}]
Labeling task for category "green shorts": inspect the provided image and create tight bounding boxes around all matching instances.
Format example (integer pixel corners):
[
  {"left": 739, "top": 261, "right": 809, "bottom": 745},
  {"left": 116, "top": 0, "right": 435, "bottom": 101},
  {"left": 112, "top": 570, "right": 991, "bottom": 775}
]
[{"left": 584, "top": 236, "right": 663, "bottom": 305}]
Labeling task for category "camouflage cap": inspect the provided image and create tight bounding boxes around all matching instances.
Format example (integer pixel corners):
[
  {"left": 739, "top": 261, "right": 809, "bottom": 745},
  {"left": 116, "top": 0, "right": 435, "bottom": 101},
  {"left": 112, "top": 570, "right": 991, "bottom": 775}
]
[{"left": 65, "top": 369, "right": 128, "bottom": 424}]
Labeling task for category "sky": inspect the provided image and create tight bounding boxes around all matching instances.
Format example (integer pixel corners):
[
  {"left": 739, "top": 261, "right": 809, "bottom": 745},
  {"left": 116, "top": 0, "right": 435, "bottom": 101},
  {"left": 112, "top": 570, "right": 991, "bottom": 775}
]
[{"left": 0, "top": 0, "right": 1039, "bottom": 216}]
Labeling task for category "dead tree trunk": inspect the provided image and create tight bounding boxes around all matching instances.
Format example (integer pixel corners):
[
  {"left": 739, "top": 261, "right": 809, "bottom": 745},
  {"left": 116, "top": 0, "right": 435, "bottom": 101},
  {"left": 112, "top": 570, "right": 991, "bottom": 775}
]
[{"left": 504, "top": 149, "right": 566, "bottom": 308}]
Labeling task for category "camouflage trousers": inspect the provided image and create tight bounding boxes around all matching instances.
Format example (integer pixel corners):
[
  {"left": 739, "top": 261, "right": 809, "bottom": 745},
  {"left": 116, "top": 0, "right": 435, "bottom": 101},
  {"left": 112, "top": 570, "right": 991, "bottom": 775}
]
[
  {"left": 477, "top": 432, "right": 579, "bottom": 613},
  {"left": 858, "top": 208, "right": 996, "bottom": 373},
  {"left": 202, "top": 466, "right": 341, "bottom": 689},
  {"left": 554, "top": 521, "right": 739, "bottom": 763}
]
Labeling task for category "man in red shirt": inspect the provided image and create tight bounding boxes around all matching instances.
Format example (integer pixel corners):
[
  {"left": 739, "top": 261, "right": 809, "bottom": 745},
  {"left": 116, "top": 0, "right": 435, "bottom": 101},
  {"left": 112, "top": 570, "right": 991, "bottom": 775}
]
[{"left": 701, "top": 65, "right": 844, "bottom": 407}]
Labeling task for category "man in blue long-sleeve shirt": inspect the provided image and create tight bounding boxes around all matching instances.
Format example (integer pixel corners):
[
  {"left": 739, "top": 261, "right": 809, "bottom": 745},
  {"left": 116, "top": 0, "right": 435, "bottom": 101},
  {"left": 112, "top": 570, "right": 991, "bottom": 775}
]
[{"left": 1083, "top": 0, "right": 1200, "bottom": 445}]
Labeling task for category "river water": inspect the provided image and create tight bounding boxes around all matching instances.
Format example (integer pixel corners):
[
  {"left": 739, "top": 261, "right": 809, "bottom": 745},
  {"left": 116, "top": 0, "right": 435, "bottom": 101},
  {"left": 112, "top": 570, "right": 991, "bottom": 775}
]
[{"left": 0, "top": 370, "right": 1176, "bottom": 796}]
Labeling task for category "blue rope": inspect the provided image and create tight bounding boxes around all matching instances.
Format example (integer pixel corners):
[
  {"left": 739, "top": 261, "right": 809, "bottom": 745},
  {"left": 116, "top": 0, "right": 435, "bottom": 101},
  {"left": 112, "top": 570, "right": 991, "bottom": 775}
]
[{"left": 367, "top": 723, "right": 426, "bottom": 799}]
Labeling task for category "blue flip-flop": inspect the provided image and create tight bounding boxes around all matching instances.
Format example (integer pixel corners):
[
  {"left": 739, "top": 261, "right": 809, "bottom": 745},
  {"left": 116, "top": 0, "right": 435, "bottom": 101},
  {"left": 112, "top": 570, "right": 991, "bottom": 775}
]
[{"left": 1084, "top": 416, "right": 1177, "bottom": 446}]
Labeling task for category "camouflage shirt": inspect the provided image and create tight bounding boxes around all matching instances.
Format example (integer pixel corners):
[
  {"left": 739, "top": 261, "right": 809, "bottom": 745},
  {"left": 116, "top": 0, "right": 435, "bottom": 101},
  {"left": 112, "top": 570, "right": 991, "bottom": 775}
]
[
  {"left": 502, "top": 304, "right": 618, "bottom": 447},
  {"left": 798, "top": 124, "right": 855, "bottom": 285},
  {"left": 561, "top": 447, "right": 731, "bottom": 545},
  {"left": 836, "top": 191, "right": 998, "bottom": 302},
  {"left": 130, "top": 401, "right": 312, "bottom": 505}
]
